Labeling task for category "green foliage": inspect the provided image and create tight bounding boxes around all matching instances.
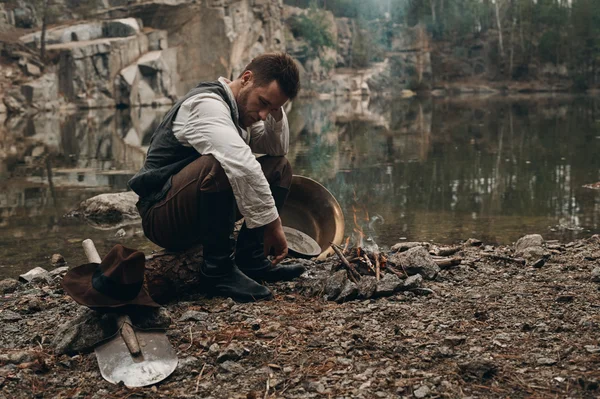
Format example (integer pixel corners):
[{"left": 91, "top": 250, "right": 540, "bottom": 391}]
[
  {"left": 289, "top": 2, "right": 335, "bottom": 58},
  {"left": 286, "top": 0, "right": 600, "bottom": 88}
]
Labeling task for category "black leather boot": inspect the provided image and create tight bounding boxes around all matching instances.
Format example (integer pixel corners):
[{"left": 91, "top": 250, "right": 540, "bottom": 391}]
[
  {"left": 236, "top": 186, "right": 306, "bottom": 282},
  {"left": 199, "top": 191, "right": 272, "bottom": 302}
]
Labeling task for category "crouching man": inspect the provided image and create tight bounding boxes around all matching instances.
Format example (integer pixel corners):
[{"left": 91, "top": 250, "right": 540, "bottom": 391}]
[{"left": 128, "top": 53, "right": 305, "bottom": 302}]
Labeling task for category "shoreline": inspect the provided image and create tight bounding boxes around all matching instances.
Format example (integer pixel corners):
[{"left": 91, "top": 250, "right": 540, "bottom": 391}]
[{"left": 1, "top": 234, "right": 599, "bottom": 397}]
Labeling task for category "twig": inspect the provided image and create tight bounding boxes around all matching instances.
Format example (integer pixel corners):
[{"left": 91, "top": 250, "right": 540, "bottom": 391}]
[
  {"left": 386, "top": 264, "right": 406, "bottom": 278},
  {"left": 435, "top": 246, "right": 461, "bottom": 256},
  {"left": 263, "top": 377, "right": 270, "bottom": 399},
  {"left": 185, "top": 325, "right": 194, "bottom": 350},
  {"left": 195, "top": 363, "right": 206, "bottom": 393},
  {"left": 375, "top": 252, "right": 381, "bottom": 281},
  {"left": 330, "top": 243, "right": 361, "bottom": 283},
  {"left": 362, "top": 254, "right": 375, "bottom": 274},
  {"left": 433, "top": 257, "right": 463, "bottom": 268}
]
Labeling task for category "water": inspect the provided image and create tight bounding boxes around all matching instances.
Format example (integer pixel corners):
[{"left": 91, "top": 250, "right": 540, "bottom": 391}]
[{"left": 1, "top": 95, "right": 599, "bottom": 278}]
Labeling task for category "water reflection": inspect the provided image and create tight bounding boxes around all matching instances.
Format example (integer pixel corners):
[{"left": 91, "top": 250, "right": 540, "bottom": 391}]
[
  {"left": 287, "top": 95, "right": 600, "bottom": 246},
  {"left": 1, "top": 94, "right": 599, "bottom": 277}
]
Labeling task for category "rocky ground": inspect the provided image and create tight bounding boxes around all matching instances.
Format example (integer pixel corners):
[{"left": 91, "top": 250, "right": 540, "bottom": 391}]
[{"left": 0, "top": 234, "right": 599, "bottom": 398}]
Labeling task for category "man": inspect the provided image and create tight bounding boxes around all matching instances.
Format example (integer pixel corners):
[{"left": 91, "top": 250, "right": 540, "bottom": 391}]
[{"left": 128, "top": 53, "right": 305, "bottom": 302}]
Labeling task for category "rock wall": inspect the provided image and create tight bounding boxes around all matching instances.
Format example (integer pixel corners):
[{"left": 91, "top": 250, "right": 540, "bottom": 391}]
[
  {"left": 1, "top": 0, "right": 286, "bottom": 112},
  {"left": 99, "top": 0, "right": 286, "bottom": 94}
]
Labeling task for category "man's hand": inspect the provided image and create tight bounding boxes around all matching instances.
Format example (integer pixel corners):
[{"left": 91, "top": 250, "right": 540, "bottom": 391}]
[
  {"left": 264, "top": 217, "right": 288, "bottom": 265},
  {"left": 270, "top": 106, "right": 284, "bottom": 122}
]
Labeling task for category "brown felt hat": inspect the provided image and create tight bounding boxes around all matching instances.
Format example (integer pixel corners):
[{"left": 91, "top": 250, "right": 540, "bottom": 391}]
[{"left": 62, "top": 244, "right": 159, "bottom": 308}]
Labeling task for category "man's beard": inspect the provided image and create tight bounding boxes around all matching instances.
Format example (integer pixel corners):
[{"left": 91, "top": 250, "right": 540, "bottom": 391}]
[{"left": 236, "top": 88, "right": 251, "bottom": 129}]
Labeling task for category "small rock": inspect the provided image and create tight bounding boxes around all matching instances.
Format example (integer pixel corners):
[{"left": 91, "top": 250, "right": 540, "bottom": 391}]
[
  {"left": 414, "top": 385, "right": 430, "bottom": 398},
  {"left": 0, "top": 310, "right": 22, "bottom": 322},
  {"left": 374, "top": 273, "right": 402, "bottom": 297},
  {"left": 307, "top": 381, "right": 326, "bottom": 394},
  {"left": 591, "top": 267, "right": 600, "bottom": 283},
  {"left": 115, "top": 228, "right": 126, "bottom": 238},
  {"left": 391, "top": 242, "right": 427, "bottom": 252},
  {"left": 412, "top": 288, "right": 434, "bottom": 296},
  {"left": 388, "top": 247, "right": 440, "bottom": 280},
  {"left": 49, "top": 267, "right": 69, "bottom": 278},
  {"left": 402, "top": 274, "right": 423, "bottom": 290},
  {"left": 19, "top": 267, "right": 51, "bottom": 284},
  {"left": 0, "top": 278, "right": 20, "bottom": 294},
  {"left": 537, "top": 357, "right": 557, "bottom": 366},
  {"left": 178, "top": 310, "right": 209, "bottom": 322},
  {"left": 584, "top": 345, "right": 600, "bottom": 354},
  {"left": 556, "top": 294, "right": 574, "bottom": 303},
  {"left": 51, "top": 254, "right": 66, "bottom": 266},
  {"left": 515, "top": 234, "right": 544, "bottom": 254},
  {"left": 219, "top": 360, "right": 244, "bottom": 373},
  {"left": 216, "top": 344, "right": 247, "bottom": 363},
  {"left": 357, "top": 275, "right": 378, "bottom": 299},
  {"left": 459, "top": 359, "right": 497, "bottom": 382},
  {"left": 129, "top": 307, "right": 172, "bottom": 329},
  {"left": 465, "top": 238, "right": 483, "bottom": 246},
  {"left": 336, "top": 281, "right": 358, "bottom": 303},
  {"left": 177, "top": 356, "right": 200, "bottom": 372},
  {"left": 444, "top": 335, "right": 467, "bottom": 346},
  {"left": 324, "top": 270, "right": 348, "bottom": 300}
]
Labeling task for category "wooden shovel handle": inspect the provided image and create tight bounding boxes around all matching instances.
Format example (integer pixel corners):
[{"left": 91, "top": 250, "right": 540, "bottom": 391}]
[
  {"left": 82, "top": 239, "right": 141, "bottom": 357},
  {"left": 117, "top": 315, "right": 141, "bottom": 356}
]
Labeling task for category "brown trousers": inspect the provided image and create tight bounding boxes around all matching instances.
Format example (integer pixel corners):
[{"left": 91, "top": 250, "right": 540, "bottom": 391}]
[{"left": 139, "top": 155, "right": 292, "bottom": 250}]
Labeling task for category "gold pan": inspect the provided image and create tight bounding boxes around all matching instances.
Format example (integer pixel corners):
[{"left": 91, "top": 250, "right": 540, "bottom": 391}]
[{"left": 280, "top": 175, "right": 345, "bottom": 260}]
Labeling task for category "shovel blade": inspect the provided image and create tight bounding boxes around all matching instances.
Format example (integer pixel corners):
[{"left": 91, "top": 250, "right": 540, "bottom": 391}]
[{"left": 95, "top": 330, "right": 178, "bottom": 388}]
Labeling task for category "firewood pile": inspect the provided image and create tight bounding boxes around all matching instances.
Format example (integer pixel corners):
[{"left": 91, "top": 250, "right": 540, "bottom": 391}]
[{"left": 330, "top": 242, "right": 463, "bottom": 283}]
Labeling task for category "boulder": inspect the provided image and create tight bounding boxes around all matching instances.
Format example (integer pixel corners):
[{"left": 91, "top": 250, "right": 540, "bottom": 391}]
[
  {"left": 374, "top": 273, "right": 402, "bottom": 297},
  {"left": 388, "top": 246, "right": 440, "bottom": 280},
  {"left": 71, "top": 191, "right": 140, "bottom": 228},
  {"left": 19, "top": 267, "right": 52, "bottom": 284},
  {"left": 515, "top": 234, "right": 545, "bottom": 255}
]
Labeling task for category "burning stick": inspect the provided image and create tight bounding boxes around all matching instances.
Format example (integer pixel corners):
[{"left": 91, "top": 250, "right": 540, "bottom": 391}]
[
  {"left": 374, "top": 252, "right": 381, "bottom": 281},
  {"left": 362, "top": 254, "right": 375, "bottom": 273},
  {"left": 342, "top": 237, "right": 350, "bottom": 255},
  {"left": 330, "top": 243, "right": 361, "bottom": 283}
]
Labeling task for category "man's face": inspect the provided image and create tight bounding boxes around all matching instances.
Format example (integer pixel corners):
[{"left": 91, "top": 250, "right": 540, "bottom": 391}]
[{"left": 236, "top": 72, "right": 289, "bottom": 129}]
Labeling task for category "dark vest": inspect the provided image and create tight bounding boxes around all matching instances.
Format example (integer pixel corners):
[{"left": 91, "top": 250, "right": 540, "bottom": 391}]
[{"left": 128, "top": 81, "right": 237, "bottom": 210}]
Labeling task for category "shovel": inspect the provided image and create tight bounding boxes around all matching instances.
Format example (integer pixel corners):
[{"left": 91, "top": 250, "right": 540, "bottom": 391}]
[{"left": 82, "top": 239, "right": 178, "bottom": 388}]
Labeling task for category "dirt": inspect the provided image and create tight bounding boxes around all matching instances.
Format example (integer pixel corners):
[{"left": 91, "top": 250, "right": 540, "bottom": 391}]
[{"left": 0, "top": 235, "right": 599, "bottom": 398}]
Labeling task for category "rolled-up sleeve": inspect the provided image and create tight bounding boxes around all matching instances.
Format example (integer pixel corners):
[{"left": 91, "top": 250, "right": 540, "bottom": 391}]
[
  {"left": 248, "top": 109, "right": 289, "bottom": 156},
  {"left": 175, "top": 94, "right": 278, "bottom": 228}
]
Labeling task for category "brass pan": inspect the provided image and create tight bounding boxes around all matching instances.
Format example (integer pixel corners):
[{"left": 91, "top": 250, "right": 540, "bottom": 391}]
[{"left": 280, "top": 175, "right": 345, "bottom": 260}]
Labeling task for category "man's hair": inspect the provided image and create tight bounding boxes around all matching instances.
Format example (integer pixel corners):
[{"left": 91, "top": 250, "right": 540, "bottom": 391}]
[{"left": 239, "top": 53, "right": 300, "bottom": 100}]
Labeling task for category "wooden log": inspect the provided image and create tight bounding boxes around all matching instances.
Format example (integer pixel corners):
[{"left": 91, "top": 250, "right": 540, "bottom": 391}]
[
  {"left": 330, "top": 243, "right": 361, "bottom": 283},
  {"left": 143, "top": 245, "right": 205, "bottom": 304},
  {"left": 433, "top": 257, "right": 463, "bottom": 268}
]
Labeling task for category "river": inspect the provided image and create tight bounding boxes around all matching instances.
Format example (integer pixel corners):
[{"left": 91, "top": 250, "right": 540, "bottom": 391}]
[{"left": 1, "top": 94, "right": 599, "bottom": 277}]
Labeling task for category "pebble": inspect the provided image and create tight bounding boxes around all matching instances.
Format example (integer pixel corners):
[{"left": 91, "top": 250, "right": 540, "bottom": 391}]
[
  {"left": 414, "top": 385, "right": 430, "bottom": 398},
  {"left": 50, "top": 254, "right": 66, "bottom": 266},
  {"left": 591, "top": 267, "right": 600, "bottom": 283},
  {"left": 0, "top": 278, "right": 20, "bottom": 294},
  {"left": 537, "top": 357, "right": 558, "bottom": 366},
  {"left": 0, "top": 310, "right": 23, "bottom": 322}
]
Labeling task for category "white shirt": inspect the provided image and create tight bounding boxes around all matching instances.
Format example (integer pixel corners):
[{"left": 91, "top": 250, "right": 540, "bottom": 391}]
[{"left": 171, "top": 77, "right": 289, "bottom": 229}]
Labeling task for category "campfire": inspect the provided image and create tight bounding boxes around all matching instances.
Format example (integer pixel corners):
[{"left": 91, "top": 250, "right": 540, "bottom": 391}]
[
  {"left": 331, "top": 242, "right": 403, "bottom": 283},
  {"left": 328, "top": 206, "right": 401, "bottom": 283}
]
